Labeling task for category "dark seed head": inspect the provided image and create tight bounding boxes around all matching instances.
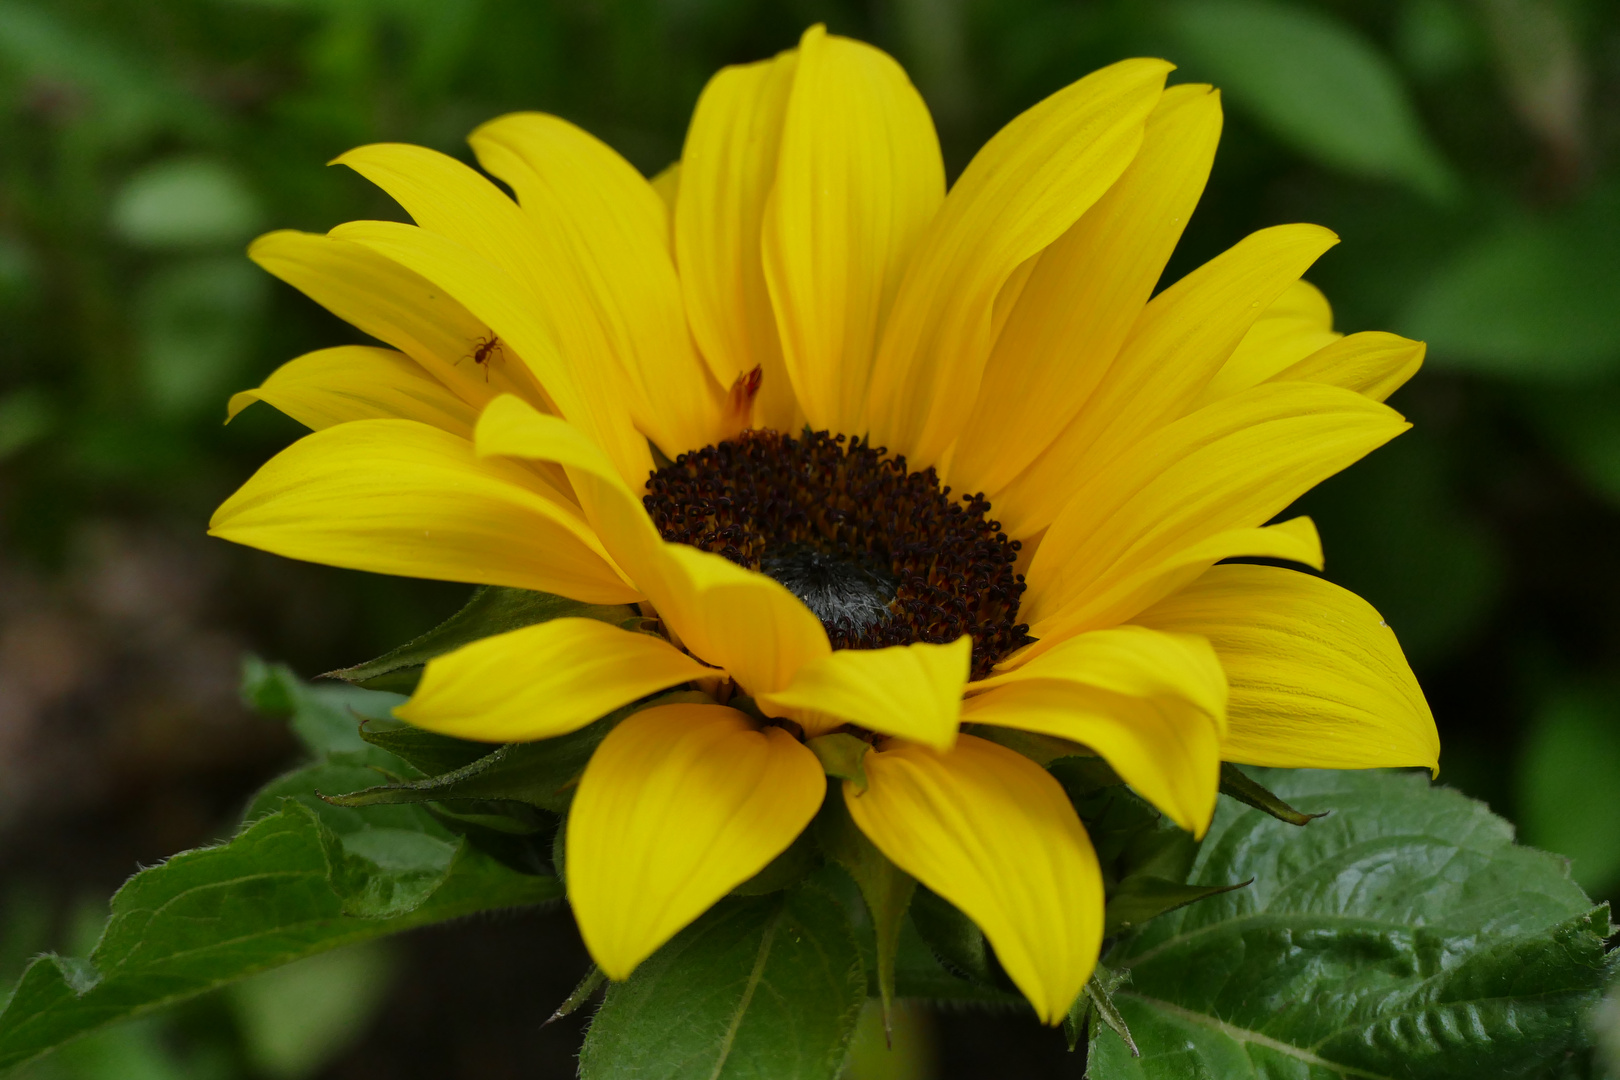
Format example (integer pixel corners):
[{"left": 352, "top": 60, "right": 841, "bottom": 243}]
[{"left": 642, "top": 429, "right": 1031, "bottom": 680}]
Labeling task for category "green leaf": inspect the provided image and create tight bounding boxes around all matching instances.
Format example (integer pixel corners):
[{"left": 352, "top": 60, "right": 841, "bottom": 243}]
[
  {"left": 1088, "top": 769, "right": 1615, "bottom": 1079},
  {"left": 1217, "top": 762, "right": 1328, "bottom": 826},
  {"left": 1165, "top": 0, "right": 1453, "bottom": 199},
  {"left": 323, "top": 585, "right": 636, "bottom": 693},
  {"left": 241, "top": 656, "right": 403, "bottom": 762},
  {"left": 731, "top": 829, "right": 820, "bottom": 897},
  {"left": 578, "top": 887, "right": 866, "bottom": 1080},
  {"left": 814, "top": 789, "right": 915, "bottom": 1027},
  {"left": 907, "top": 887, "right": 1007, "bottom": 993},
  {"left": 0, "top": 802, "right": 560, "bottom": 1072},
  {"left": 1403, "top": 189, "right": 1620, "bottom": 379},
  {"left": 811, "top": 863, "right": 1011, "bottom": 1007}
]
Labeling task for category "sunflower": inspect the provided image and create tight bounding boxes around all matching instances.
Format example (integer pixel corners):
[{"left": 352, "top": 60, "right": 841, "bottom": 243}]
[{"left": 211, "top": 25, "right": 1438, "bottom": 1024}]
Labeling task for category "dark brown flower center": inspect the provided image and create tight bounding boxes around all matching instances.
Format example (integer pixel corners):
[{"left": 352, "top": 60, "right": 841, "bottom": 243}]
[{"left": 643, "top": 429, "right": 1031, "bottom": 680}]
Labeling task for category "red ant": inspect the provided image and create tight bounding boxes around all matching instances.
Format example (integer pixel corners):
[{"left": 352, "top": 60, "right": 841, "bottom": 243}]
[{"left": 461, "top": 334, "right": 502, "bottom": 381}]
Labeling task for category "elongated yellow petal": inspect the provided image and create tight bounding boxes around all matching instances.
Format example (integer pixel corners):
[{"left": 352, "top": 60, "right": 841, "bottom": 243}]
[
  {"left": 248, "top": 229, "right": 543, "bottom": 408},
  {"left": 333, "top": 144, "right": 654, "bottom": 483},
  {"left": 846, "top": 735, "right": 1102, "bottom": 1023},
  {"left": 209, "top": 418, "right": 638, "bottom": 603},
  {"left": 332, "top": 219, "right": 653, "bottom": 487},
  {"left": 394, "top": 618, "right": 715, "bottom": 742},
  {"left": 1193, "top": 280, "right": 1341, "bottom": 409},
  {"left": 656, "top": 543, "right": 831, "bottom": 696},
  {"left": 952, "top": 83, "right": 1222, "bottom": 499},
  {"left": 757, "top": 636, "right": 969, "bottom": 749},
  {"left": 227, "top": 345, "right": 476, "bottom": 437},
  {"left": 863, "top": 58, "right": 1170, "bottom": 468},
  {"left": 973, "top": 624, "right": 1225, "bottom": 721},
  {"left": 1271, "top": 330, "right": 1426, "bottom": 403},
  {"left": 1013, "top": 516, "right": 1324, "bottom": 669},
  {"left": 469, "top": 113, "right": 727, "bottom": 457},
  {"left": 677, "top": 48, "right": 803, "bottom": 430},
  {"left": 568, "top": 703, "right": 825, "bottom": 979},
  {"left": 649, "top": 161, "right": 680, "bottom": 231},
  {"left": 763, "top": 26, "right": 944, "bottom": 434},
  {"left": 475, "top": 395, "right": 831, "bottom": 693},
  {"left": 1136, "top": 564, "right": 1438, "bottom": 772},
  {"left": 995, "top": 224, "right": 1339, "bottom": 538},
  {"left": 1024, "top": 383, "right": 1406, "bottom": 633},
  {"left": 964, "top": 626, "right": 1225, "bottom": 834}
]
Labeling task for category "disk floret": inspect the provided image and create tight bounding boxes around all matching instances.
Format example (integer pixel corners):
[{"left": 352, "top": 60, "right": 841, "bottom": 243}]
[{"left": 643, "top": 429, "right": 1031, "bottom": 679}]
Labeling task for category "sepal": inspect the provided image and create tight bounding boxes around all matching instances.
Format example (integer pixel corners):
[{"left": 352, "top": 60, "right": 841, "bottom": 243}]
[
  {"left": 1218, "top": 761, "right": 1329, "bottom": 825},
  {"left": 1063, "top": 965, "right": 1135, "bottom": 1056}
]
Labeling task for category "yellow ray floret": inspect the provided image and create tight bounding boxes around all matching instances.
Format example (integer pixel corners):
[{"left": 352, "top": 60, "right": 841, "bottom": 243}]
[
  {"left": 846, "top": 735, "right": 1104, "bottom": 1023},
  {"left": 396, "top": 618, "right": 718, "bottom": 743},
  {"left": 1136, "top": 564, "right": 1439, "bottom": 774},
  {"left": 567, "top": 703, "right": 825, "bottom": 979}
]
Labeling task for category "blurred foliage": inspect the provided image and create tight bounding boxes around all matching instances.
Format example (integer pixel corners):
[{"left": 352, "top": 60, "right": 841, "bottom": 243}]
[{"left": 2, "top": 0, "right": 1620, "bottom": 1075}]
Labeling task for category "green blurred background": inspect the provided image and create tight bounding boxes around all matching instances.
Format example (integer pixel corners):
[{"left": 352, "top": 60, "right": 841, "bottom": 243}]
[{"left": 0, "top": 0, "right": 1617, "bottom": 1076}]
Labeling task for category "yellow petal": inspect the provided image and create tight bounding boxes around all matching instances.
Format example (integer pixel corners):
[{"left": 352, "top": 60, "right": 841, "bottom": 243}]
[
  {"left": 226, "top": 345, "right": 476, "bottom": 437},
  {"left": 676, "top": 48, "right": 803, "bottom": 430},
  {"left": 995, "top": 223, "right": 1340, "bottom": 538},
  {"left": 1271, "top": 330, "right": 1426, "bottom": 403},
  {"left": 209, "top": 418, "right": 638, "bottom": 603},
  {"left": 973, "top": 624, "right": 1225, "bottom": 721},
  {"left": 568, "top": 703, "right": 825, "bottom": 979},
  {"left": 331, "top": 219, "right": 653, "bottom": 487},
  {"left": 248, "top": 229, "right": 543, "bottom": 408},
  {"left": 1023, "top": 382, "right": 1407, "bottom": 633},
  {"left": 846, "top": 735, "right": 1102, "bottom": 1023},
  {"left": 393, "top": 618, "right": 714, "bottom": 742},
  {"left": 757, "top": 636, "right": 970, "bottom": 749},
  {"left": 964, "top": 626, "right": 1225, "bottom": 834},
  {"left": 469, "top": 113, "right": 727, "bottom": 457},
  {"left": 763, "top": 25, "right": 944, "bottom": 434},
  {"left": 1013, "top": 516, "right": 1324, "bottom": 669},
  {"left": 1135, "top": 564, "right": 1439, "bottom": 772},
  {"left": 1193, "top": 280, "right": 1342, "bottom": 409},
  {"left": 655, "top": 543, "right": 832, "bottom": 696},
  {"left": 333, "top": 143, "right": 655, "bottom": 482},
  {"left": 864, "top": 58, "right": 1171, "bottom": 468},
  {"left": 474, "top": 395, "right": 831, "bottom": 694},
  {"left": 952, "top": 83, "right": 1222, "bottom": 499}
]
